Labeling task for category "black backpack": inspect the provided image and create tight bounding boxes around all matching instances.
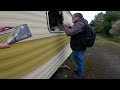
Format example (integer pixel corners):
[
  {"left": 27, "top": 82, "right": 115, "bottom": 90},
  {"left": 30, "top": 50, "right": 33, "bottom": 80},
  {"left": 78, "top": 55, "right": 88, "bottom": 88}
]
[{"left": 82, "top": 23, "right": 96, "bottom": 47}]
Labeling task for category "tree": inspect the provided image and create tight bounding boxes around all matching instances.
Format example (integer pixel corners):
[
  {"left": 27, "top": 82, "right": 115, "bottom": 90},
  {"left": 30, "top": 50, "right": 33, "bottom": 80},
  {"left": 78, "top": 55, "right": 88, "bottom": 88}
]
[
  {"left": 90, "top": 12, "right": 104, "bottom": 34},
  {"left": 103, "top": 11, "right": 120, "bottom": 35},
  {"left": 91, "top": 11, "right": 120, "bottom": 36}
]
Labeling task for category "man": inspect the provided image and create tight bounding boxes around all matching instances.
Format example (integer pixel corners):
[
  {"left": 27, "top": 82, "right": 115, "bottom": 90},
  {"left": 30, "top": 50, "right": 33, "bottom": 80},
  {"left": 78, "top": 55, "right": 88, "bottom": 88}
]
[
  {"left": 0, "top": 26, "right": 13, "bottom": 49},
  {"left": 63, "top": 13, "right": 88, "bottom": 79}
]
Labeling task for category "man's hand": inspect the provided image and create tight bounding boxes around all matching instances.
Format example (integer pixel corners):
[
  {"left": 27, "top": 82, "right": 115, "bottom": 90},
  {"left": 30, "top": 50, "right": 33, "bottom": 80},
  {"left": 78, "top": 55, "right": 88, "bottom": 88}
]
[
  {"left": 0, "top": 26, "right": 13, "bottom": 32},
  {"left": 0, "top": 43, "right": 10, "bottom": 49},
  {"left": 64, "top": 23, "right": 71, "bottom": 27},
  {"left": 63, "top": 23, "right": 72, "bottom": 29}
]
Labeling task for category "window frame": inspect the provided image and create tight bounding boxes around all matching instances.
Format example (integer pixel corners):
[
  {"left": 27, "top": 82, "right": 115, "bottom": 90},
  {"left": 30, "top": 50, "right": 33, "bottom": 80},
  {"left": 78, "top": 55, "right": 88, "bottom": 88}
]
[{"left": 46, "top": 11, "right": 65, "bottom": 33}]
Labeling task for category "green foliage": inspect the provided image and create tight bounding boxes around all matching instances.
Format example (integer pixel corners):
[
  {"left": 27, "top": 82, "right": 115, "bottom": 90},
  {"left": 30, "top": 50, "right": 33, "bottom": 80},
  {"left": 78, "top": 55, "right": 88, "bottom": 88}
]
[
  {"left": 103, "top": 20, "right": 111, "bottom": 35},
  {"left": 90, "top": 11, "right": 120, "bottom": 42},
  {"left": 92, "top": 20, "right": 104, "bottom": 33},
  {"left": 111, "top": 36, "right": 120, "bottom": 42},
  {"left": 102, "top": 11, "right": 120, "bottom": 35},
  {"left": 104, "top": 11, "right": 120, "bottom": 22},
  {"left": 90, "top": 11, "right": 120, "bottom": 35},
  {"left": 90, "top": 12, "right": 105, "bottom": 35}
]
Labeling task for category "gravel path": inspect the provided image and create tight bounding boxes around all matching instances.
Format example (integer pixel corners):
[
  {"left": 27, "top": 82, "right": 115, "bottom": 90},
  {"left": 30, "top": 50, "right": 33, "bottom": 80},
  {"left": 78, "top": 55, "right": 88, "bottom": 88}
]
[{"left": 51, "top": 39, "right": 120, "bottom": 79}]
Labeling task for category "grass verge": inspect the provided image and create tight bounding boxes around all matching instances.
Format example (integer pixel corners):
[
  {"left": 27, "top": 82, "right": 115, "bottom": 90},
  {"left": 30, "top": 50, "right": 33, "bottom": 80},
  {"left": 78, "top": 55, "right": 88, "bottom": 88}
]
[{"left": 96, "top": 35, "right": 120, "bottom": 47}]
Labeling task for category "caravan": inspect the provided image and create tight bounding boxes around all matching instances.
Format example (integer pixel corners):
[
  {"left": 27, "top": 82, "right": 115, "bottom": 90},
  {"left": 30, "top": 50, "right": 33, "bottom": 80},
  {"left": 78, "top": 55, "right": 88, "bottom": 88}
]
[{"left": 0, "top": 11, "right": 73, "bottom": 79}]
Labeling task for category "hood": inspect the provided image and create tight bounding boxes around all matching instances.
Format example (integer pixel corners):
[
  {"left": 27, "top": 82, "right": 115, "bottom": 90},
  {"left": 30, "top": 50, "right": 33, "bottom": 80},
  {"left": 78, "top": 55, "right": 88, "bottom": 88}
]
[
  {"left": 74, "top": 18, "right": 88, "bottom": 24},
  {"left": 80, "top": 18, "right": 88, "bottom": 24}
]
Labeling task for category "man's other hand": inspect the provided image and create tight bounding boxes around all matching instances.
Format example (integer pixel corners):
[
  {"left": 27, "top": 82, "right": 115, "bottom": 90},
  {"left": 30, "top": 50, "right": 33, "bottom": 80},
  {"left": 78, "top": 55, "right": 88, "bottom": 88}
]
[{"left": 0, "top": 26, "right": 13, "bottom": 31}]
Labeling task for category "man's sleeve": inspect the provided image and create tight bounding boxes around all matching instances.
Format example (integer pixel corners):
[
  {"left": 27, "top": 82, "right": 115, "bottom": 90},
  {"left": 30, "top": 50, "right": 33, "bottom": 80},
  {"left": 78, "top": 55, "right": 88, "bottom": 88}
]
[{"left": 64, "top": 22, "right": 85, "bottom": 36}]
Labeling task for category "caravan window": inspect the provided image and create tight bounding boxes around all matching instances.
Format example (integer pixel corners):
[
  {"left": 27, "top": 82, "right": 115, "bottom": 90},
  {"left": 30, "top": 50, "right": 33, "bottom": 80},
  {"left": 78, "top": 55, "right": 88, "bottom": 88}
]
[{"left": 47, "top": 11, "right": 64, "bottom": 32}]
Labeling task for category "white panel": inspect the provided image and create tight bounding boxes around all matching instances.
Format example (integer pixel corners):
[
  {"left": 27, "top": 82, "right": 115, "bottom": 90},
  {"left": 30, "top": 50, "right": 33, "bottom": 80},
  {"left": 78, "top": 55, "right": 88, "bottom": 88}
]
[
  {"left": 19, "top": 11, "right": 46, "bottom": 18},
  {"left": 63, "top": 11, "right": 74, "bottom": 26},
  {"left": 0, "top": 11, "right": 47, "bottom": 27},
  {"left": 0, "top": 11, "right": 46, "bottom": 19},
  {"left": 0, "top": 11, "right": 50, "bottom": 40},
  {"left": 0, "top": 11, "right": 72, "bottom": 41}
]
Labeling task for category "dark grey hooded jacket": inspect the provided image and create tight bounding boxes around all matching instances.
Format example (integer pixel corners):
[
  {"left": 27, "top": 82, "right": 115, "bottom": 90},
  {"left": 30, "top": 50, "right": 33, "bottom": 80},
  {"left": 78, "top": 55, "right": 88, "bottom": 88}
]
[{"left": 64, "top": 19, "right": 88, "bottom": 51}]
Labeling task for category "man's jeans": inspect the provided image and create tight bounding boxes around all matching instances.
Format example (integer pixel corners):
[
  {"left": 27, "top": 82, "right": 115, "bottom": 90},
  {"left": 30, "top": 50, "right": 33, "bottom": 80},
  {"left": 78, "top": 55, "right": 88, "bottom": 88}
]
[{"left": 73, "top": 50, "right": 85, "bottom": 77}]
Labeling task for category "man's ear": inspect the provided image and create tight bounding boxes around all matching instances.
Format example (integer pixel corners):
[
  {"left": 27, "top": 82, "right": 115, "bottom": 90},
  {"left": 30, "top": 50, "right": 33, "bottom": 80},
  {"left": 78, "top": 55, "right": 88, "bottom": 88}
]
[{"left": 77, "top": 17, "right": 80, "bottom": 20}]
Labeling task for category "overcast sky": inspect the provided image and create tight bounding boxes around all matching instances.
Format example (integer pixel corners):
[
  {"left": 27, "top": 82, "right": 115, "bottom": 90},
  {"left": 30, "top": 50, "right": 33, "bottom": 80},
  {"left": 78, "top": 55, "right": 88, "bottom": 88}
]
[{"left": 70, "top": 11, "right": 106, "bottom": 23}]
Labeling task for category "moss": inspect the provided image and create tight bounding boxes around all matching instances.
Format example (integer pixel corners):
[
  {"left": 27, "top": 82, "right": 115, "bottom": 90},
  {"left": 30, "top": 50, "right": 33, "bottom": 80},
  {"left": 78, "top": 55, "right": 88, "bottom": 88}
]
[
  {"left": 95, "top": 43, "right": 106, "bottom": 47},
  {"left": 0, "top": 34, "right": 70, "bottom": 79}
]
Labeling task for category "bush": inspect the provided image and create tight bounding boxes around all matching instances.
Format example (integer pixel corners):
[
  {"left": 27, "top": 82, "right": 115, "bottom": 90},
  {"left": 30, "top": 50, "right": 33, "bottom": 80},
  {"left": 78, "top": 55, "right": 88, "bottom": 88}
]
[
  {"left": 91, "top": 11, "right": 120, "bottom": 36},
  {"left": 111, "top": 36, "right": 120, "bottom": 42},
  {"left": 103, "top": 11, "right": 120, "bottom": 35},
  {"left": 103, "top": 20, "right": 111, "bottom": 35},
  {"left": 90, "top": 13, "right": 105, "bottom": 34},
  {"left": 91, "top": 11, "right": 120, "bottom": 42}
]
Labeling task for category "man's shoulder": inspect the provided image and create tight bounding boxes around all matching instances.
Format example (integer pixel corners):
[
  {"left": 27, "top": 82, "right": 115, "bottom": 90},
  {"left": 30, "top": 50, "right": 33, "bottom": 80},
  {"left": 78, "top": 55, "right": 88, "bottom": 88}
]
[{"left": 74, "top": 21, "right": 85, "bottom": 27}]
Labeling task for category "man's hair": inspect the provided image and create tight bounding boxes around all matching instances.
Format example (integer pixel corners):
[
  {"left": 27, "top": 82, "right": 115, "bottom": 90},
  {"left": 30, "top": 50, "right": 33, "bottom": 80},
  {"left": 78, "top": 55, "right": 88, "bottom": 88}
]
[{"left": 73, "top": 13, "right": 83, "bottom": 19}]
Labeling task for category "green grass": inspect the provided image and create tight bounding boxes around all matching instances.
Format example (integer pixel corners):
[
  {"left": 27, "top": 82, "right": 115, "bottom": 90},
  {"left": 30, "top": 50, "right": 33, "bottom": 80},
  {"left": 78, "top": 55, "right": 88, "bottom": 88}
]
[
  {"left": 111, "top": 36, "right": 120, "bottom": 42},
  {"left": 96, "top": 35, "right": 120, "bottom": 47}
]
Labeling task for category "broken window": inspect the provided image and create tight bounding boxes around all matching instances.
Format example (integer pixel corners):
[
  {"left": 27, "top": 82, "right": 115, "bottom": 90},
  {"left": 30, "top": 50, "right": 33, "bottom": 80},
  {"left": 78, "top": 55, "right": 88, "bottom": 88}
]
[{"left": 47, "top": 11, "right": 64, "bottom": 32}]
